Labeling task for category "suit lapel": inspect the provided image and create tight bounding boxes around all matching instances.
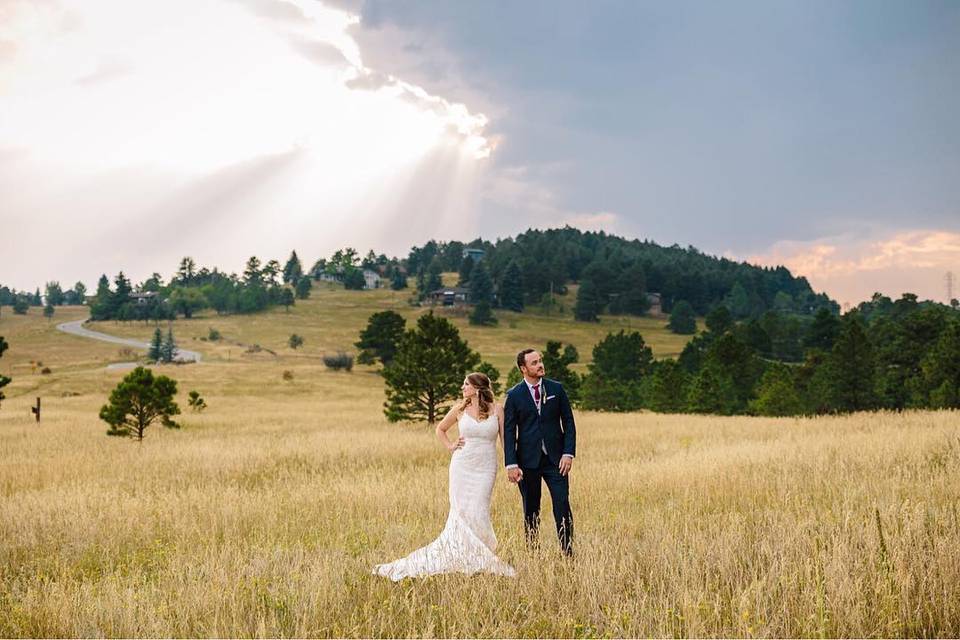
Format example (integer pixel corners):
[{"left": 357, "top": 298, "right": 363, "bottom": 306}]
[{"left": 516, "top": 381, "right": 540, "bottom": 415}]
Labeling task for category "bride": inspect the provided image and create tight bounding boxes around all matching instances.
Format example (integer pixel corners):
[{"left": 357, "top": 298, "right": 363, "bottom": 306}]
[{"left": 373, "top": 372, "right": 516, "bottom": 581}]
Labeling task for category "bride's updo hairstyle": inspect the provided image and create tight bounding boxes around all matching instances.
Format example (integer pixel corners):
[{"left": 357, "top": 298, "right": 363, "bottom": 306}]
[{"left": 459, "top": 372, "right": 495, "bottom": 420}]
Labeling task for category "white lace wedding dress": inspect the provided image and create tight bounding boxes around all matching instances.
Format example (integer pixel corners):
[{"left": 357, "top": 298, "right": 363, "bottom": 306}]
[{"left": 373, "top": 411, "right": 517, "bottom": 581}]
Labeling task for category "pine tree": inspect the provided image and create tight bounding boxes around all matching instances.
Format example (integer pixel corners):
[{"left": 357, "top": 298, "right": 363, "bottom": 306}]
[
  {"left": 581, "top": 330, "right": 652, "bottom": 411},
  {"left": 470, "top": 301, "right": 497, "bottom": 326},
  {"left": 281, "top": 288, "right": 295, "bottom": 311},
  {"left": 100, "top": 367, "right": 180, "bottom": 441},
  {"left": 476, "top": 361, "right": 502, "bottom": 395},
  {"left": 749, "top": 364, "right": 805, "bottom": 416},
  {"left": 725, "top": 282, "right": 752, "bottom": 319},
  {"left": 390, "top": 269, "right": 407, "bottom": 290},
  {"left": 499, "top": 260, "right": 524, "bottom": 312},
  {"left": 175, "top": 257, "right": 197, "bottom": 285},
  {"left": 613, "top": 263, "right": 649, "bottom": 316},
  {"left": 425, "top": 257, "right": 443, "bottom": 294},
  {"left": 824, "top": 312, "right": 876, "bottom": 412},
  {"left": 112, "top": 272, "right": 132, "bottom": 315},
  {"left": 644, "top": 359, "right": 689, "bottom": 413},
  {"left": 356, "top": 310, "right": 406, "bottom": 365},
  {"left": 343, "top": 266, "right": 366, "bottom": 290},
  {"left": 160, "top": 328, "right": 177, "bottom": 363},
  {"left": 469, "top": 260, "right": 497, "bottom": 326},
  {"left": 243, "top": 256, "right": 263, "bottom": 285},
  {"left": 705, "top": 305, "right": 733, "bottom": 335},
  {"left": 574, "top": 278, "right": 602, "bottom": 322},
  {"left": 921, "top": 320, "right": 960, "bottom": 408},
  {"left": 283, "top": 250, "right": 303, "bottom": 284},
  {"left": 804, "top": 308, "right": 841, "bottom": 351},
  {"left": 90, "top": 275, "right": 112, "bottom": 319},
  {"left": 382, "top": 312, "right": 481, "bottom": 424},
  {"left": 668, "top": 300, "right": 697, "bottom": 334},
  {"left": 541, "top": 341, "right": 581, "bottom": 402},
  {"left": 45, "top": 281, "right": 64, "bottom": 306},
  {"left": 295, "top": 276, "right": 312, "bottom": 299},
  {"left": 148, "top": 328, "right": 163, "bottom": 362},
  {"left": 458, "top": 255, "right": 475, "bottom": 287},
  {"left": 686, "top": 361, "right": 738, "bottom": 415}
]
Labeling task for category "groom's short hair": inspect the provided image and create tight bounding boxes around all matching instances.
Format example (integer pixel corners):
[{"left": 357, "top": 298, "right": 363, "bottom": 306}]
[{"left": 516, "top": 348, "right": 536, "bottom": 371}]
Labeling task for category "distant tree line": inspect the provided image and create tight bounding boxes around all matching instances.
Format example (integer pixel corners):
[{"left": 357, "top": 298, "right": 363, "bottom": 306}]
[
  {"left": 360, "top": 291, "right": 960, "bottom": 419},
  {"left": 5, "top": 228, "right": 837, "bottom": 327},
  {"left": 85, "top": 253, "right": 312, "bottom": 321},
  {"left": 406, "top": 227, "right": 838, "bottom": 325},
  {"left": 579, "top": 293, "right": 960, "bottom": 415}
]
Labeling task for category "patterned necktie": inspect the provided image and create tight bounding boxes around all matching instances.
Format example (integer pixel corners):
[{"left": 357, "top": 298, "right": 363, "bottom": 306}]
[{"left": 533, "top": 383, "right": 541, "bottom": 406}]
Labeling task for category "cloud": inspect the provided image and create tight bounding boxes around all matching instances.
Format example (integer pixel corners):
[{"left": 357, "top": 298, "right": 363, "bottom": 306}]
[
  {"left": 0, "top": 0, "right": 497, "bottom": 290},
  {"left": 286, "top": 35, "right": 350, "bottom": 67},
  {"left": 74, "top": 58, "right": 132, "bottom": 86},
  {"left": 748, "top": 229, "right": 960, "bottom": 305},
  {"left": 345, "top": 68, "right": 492, "bottom": 158},
  {"left": 231, "top": 0, "right": 311, "bottom": 24}
]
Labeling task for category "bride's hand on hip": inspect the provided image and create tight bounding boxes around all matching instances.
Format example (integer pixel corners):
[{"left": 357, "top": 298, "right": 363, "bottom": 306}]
[{"left": 447, "top": 436, "right": 465, "bottom": 453}]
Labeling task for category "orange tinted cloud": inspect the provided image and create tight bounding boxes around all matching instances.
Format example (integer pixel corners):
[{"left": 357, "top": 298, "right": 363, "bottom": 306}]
[{"left": 748, "top": 230, "right": 960, "bottom": 306}]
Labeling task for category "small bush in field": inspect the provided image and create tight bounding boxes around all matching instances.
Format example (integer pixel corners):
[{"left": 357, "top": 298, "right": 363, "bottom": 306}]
[
  {"left": 187, "top": 390, "right": 207, "bottom": 412},
  {"left": 323, "top": 352, "right": 353, "bottom": 372},
  {"left": 282, "top": 370, "right": 294, "bottom": 381}
]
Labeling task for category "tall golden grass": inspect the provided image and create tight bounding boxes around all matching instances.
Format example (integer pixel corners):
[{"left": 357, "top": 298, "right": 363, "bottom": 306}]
[
  {"left": 1, "top": 361, "right": 958, "bottom": 637},
  {"left": 1, "top": 300, "right": 957, "bottom": 636}
]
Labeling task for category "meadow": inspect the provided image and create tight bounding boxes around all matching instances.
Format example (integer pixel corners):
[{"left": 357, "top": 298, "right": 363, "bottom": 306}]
[{"left": 0, "top": 291, "right": 958, "bottom": 637}]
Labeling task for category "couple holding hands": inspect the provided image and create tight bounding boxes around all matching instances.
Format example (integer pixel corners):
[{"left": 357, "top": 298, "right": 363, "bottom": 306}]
[{"left": 374, "top": 348, "right": 576, "bottom": 581}]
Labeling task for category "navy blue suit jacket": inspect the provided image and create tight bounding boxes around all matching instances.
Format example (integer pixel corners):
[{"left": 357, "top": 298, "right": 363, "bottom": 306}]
[{"left": 503, "top": 378, "right": 576, "bottom": 468}]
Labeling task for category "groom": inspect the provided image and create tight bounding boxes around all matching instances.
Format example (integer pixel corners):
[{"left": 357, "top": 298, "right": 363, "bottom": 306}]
[{"left": 503, "top": 348, "right": 576, "bottom": 556}]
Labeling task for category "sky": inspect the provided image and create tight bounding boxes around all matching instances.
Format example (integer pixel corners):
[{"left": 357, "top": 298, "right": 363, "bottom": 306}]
[{"left": 1, "top": 0, "right": 958, "bottom": 306}]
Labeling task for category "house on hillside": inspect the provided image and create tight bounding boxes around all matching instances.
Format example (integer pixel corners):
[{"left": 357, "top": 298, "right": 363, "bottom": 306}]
[
  {"left": 130, "top": 291, "right": 160, "bottom": 305},
  {"left": 317, "top": 266, "right": 381, "bottom": 290},
  {"left": 363, "top": 269, "right": 381, "bottom": 289},
  {"left": 428, "top": 287, "right": 470, "bottom": 307},
  {"left": 646, "top": 292, "right": 663, "bottom": 316},
  {"left": 462, "top": 247, "right": 485, "bottom": 263}
]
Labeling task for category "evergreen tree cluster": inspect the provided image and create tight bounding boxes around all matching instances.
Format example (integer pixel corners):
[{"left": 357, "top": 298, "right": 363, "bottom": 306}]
[
  {"left": 406, "top": 227, "right": 836, "bottom": 321},
  {"left": 148, "top": 327, "right": 179, "bottom": 363},
  {"left": 578, "top": 294, "right": 960, "bottom": 415},
  {"left": 1, "top": 284, "right": 80, "bottom": 316},
  {"left": 87, "top": 253, "right": 315, "bottom": 321}
]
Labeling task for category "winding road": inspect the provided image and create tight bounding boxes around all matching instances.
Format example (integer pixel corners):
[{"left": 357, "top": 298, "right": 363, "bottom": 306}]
[{"left": 57, "top": 319, "right": 202, "bottom": 369}]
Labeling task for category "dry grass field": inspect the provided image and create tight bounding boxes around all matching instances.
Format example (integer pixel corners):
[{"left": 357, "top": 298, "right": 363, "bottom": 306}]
[{"left": 1, "top": 294, "right": 958, "bottom": 637}]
